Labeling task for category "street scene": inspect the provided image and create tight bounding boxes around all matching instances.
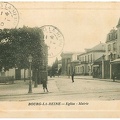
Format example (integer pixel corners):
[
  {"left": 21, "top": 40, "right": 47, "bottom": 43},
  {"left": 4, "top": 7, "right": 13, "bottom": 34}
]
[
  {"left": 0, "top": 2, "right": 120, "bottom": 102},
  {"left": 1, "top": 2, "right": 120, "bottom": 118}
]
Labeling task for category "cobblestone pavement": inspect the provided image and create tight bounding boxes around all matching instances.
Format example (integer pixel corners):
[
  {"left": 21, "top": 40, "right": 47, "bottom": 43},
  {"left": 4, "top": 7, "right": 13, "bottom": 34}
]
[{"left": 0, "top": 76, "right": 120, "bottom": 101}]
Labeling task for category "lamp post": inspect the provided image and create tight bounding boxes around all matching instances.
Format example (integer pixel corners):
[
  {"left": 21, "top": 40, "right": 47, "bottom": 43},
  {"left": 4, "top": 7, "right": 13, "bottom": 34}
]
[
  {"left": 28, "top": 54, "right": 33, "bottom": 93},
  {"left": 102, "top": 54, "right": 105, "bottom": 79},
  {"left": 110, "top": 53, "right": 113, "bottom": 79}
]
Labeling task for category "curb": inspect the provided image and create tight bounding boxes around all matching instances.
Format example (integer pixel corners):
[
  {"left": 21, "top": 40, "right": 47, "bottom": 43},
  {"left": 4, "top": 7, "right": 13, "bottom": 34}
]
[{"left": 75, "top": 77, "right": 120, "bottom": 83}]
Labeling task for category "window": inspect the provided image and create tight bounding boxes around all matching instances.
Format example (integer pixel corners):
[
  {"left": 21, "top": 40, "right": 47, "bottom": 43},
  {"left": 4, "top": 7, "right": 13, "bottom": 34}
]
[
  {"left": 82, "top": 66, "right": 84, "bottom": 73},
  {"left": 113, "top": 33, "right": 117, "bottom": 39},
  {"left": 76, "top": 67, "right": 77, "bottom": 73},
  {"left": 78, "top": 67, "right": 80, "bottom": 73},
  {"left": 82, "top": 57, "right": 83, "bottom": 61},
  {"left": 113, "top": 42, "right": 116, "bottom": 51},
  {"left": 113, "top": 54, "right": 116, "bottom": 60},
  {"left": 108, "top": 44, "right": 111, "bottom": 51},
  {"left": 91, "top": 54, "right": 92, "bottom": 62},
  {"left": 88, "top": 55, "right": 89, "bottom": 63},
  {"left": 85, "top": 56, "right": 86, "bottom": 62},
  {"left": 88, "top": 66, "right": 89, "bottom": 72},
  {"left": 108, "top": 55, "right": 110, "bottom": 60},
  {"left": 79, "top": 57, "right": 81, "bottom": 61},
  {"left": 109, "top": 34, "right": 111, "bottom": 40},
  {"left": 67, "top": 58, "right": 70, "bottom": 63},
  {"left": 116, "top": 33, "right": 117, "bottom": 39},
  {"left": 112, "top": 33, "right": 115, "bottom": 39},
  {"left": 82, "top": 56, "right": 84, "bottom": 61}
]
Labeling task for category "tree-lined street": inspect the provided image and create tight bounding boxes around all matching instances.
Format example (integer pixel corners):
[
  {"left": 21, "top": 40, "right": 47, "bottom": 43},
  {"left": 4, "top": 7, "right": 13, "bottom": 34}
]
[{"left": 0, "top": 76, "right": 120, "bottom": 101}]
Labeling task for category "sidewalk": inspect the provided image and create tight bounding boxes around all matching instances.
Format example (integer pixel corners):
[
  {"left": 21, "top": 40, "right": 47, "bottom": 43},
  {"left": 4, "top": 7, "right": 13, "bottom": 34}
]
[
  {"left": 0, "top": 79, "right": 58, "bottom": 96},
  {"left": 59, "top": 75, "right": 120, "bottom": 83},
  {"left": 0, "top": 76, "right": 120, "bottom": 97}
]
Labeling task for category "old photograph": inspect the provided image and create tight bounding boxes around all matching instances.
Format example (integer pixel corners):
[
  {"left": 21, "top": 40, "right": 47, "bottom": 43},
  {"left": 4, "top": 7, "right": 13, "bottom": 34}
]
[{"left": 0, "top": 2, "right": 120, "bottom": 118}]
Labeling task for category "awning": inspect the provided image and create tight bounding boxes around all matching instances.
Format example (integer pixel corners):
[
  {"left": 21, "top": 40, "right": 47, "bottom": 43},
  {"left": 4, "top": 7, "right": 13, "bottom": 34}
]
[{"left": 111, "top": 58, "right": 120, "bottom": 64}]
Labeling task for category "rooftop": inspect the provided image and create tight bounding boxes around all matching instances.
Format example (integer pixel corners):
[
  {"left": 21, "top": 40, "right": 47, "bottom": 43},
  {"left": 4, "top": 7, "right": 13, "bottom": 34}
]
[{"left": 79, "top": 42, "right": 105, "bottom": 56}]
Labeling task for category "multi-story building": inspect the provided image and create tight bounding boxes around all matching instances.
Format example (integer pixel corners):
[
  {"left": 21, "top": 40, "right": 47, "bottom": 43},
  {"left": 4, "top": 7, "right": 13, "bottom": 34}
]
[
  {"left": 106, "top": 28, "right": 117, "bottom": 61},
  {"left": 92, "top": 18, "right": 120, "bottom": 79},
  {"left": 105, "top": 18, "right": 120, "bottom": 79},
  {"left": 76, "top": 43, "right": 105, "bottom": 76}
]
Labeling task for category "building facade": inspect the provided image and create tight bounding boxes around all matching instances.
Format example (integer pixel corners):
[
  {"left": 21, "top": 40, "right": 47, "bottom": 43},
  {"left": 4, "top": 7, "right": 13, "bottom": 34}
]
[
  {"left": 61, "top": 52, "right": 73, "bottom": 75},
  {"left": 61, "top": 52, "right": 81, "bottom": 76},
  {"left": 105, "top": 18, "right": 120, "bottom": 79},
  {"left": 92, "top": 18, "right": 120, "bottom": 79},
  {"left": 76, "top": 43, "right": 105, "bottom": 76}
]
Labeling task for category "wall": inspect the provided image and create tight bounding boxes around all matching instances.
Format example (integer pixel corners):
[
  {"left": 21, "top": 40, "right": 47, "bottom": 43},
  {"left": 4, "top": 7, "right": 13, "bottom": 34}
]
[
  {"left": 1, "top": 68, "right": 30, "bottom": 80},
  {"left": 21, "top": 69, "right": 29, "bottom": 79},
  {"left": 72, "top": 53, "right": 79, "bottom": 61},
  {"left": 5, "top": 68, "right": 15, "bottom": 78}
]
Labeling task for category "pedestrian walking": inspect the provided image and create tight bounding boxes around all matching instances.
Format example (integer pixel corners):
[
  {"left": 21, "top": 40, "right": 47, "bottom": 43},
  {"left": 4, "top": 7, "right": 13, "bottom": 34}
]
[
  {"left": 71, "top": 72, "right": 74, "bottom": 83},
  {"left": 42, "top": 79, "right": 49, "bottom": 92}
]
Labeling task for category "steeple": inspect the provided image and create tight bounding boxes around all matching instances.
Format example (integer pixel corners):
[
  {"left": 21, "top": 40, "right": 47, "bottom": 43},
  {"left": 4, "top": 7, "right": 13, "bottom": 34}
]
[{"left": 116, "top": 18, "right": 120, "bottom": 28}]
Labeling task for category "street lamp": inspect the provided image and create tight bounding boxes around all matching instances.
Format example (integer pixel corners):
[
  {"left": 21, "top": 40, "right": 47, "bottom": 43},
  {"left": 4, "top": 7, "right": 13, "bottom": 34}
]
[
  {"left": 102, "top": 54, "right": 105, "bottom": 79},
  {"left": 110, "top": 53, "right": 113, "bottom": 79},
  {"left": 28, "top": 54, "right": 33, "bottom": 93}
]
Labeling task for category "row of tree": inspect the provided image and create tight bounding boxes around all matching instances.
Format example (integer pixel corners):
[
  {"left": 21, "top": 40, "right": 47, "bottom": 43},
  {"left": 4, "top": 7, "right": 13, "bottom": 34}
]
[
  {"left": 0, "top": 26, "right": 48, "bottom": 85},
  {"left": 0, "top": 26, "right": 45, "bottom": 71}
]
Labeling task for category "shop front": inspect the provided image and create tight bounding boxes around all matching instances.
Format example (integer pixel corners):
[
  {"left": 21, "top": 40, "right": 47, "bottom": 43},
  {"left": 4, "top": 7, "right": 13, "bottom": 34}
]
[{"left": 111, "top": 58, "right": 120, "bottom": 80}]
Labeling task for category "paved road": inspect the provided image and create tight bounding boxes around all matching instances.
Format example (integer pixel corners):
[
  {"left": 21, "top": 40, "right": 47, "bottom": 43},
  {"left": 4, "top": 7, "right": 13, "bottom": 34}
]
[{"left": 0, "top": 77, "right": 120, "bottom": 101}]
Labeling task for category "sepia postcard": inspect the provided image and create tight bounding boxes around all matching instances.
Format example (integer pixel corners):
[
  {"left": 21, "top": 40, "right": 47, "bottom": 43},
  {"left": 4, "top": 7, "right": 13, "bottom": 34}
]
[{"left": 0, "top": 1, "right": 120, "bottom": 118}]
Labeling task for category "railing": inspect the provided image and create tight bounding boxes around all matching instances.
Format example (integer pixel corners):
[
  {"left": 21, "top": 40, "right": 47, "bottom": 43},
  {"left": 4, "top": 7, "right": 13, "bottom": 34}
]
[{"left": 81, "top": 61, "right": 88, "bottom": 64}]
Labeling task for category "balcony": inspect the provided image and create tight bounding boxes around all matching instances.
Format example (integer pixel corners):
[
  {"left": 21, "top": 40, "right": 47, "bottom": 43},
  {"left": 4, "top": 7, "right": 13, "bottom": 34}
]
[{"left": 81, "top": 61, "right": 88, "bottom": 64}]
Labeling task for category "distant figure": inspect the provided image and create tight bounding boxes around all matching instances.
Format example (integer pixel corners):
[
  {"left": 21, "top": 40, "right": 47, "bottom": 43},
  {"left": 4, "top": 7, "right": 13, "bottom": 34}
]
[
  {"left": 50, "top": 71, "right": 52, "bottom": 78},
  {"left": 42, "top": 79, "right": 49, "bottom": 92},
  {"left": 112, "top": 72, "right": 116, "bottom": 82},
  {"left": 71, "top": 72, "right": 74, "bottom": 83}
]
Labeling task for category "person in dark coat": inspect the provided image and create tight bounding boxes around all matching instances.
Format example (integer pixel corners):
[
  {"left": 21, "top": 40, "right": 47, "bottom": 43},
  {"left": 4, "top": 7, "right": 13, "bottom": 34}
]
[
  {"left": 42, "top": 79, "right": 49, "bottom": 92},
  {"left": 71, "top": 72, "right": 74, "bottom": 83}
]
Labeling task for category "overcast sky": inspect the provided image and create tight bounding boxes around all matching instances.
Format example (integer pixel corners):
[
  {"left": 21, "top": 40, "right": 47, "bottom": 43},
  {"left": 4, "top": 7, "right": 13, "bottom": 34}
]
[{"left": 10, "top": 2, "right": 120, "bottom": 65}]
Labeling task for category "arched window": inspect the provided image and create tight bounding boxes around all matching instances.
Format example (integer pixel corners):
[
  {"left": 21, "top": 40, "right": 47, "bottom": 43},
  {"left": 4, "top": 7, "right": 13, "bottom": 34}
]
[
  {"left": 113, "top": 42, "right": 116, "bottom": 51},
  {"left": 108, "top": 44, "right": 111, "bottom": 51},
  {"left": 116, "top": 33, "right": 117, "bottom": 39},
  {"left": 82, "top": 66, "right": 84, "bottom": 73},
  {"left": 88, "top": 66, "right": 89, "bottom": 72}
]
